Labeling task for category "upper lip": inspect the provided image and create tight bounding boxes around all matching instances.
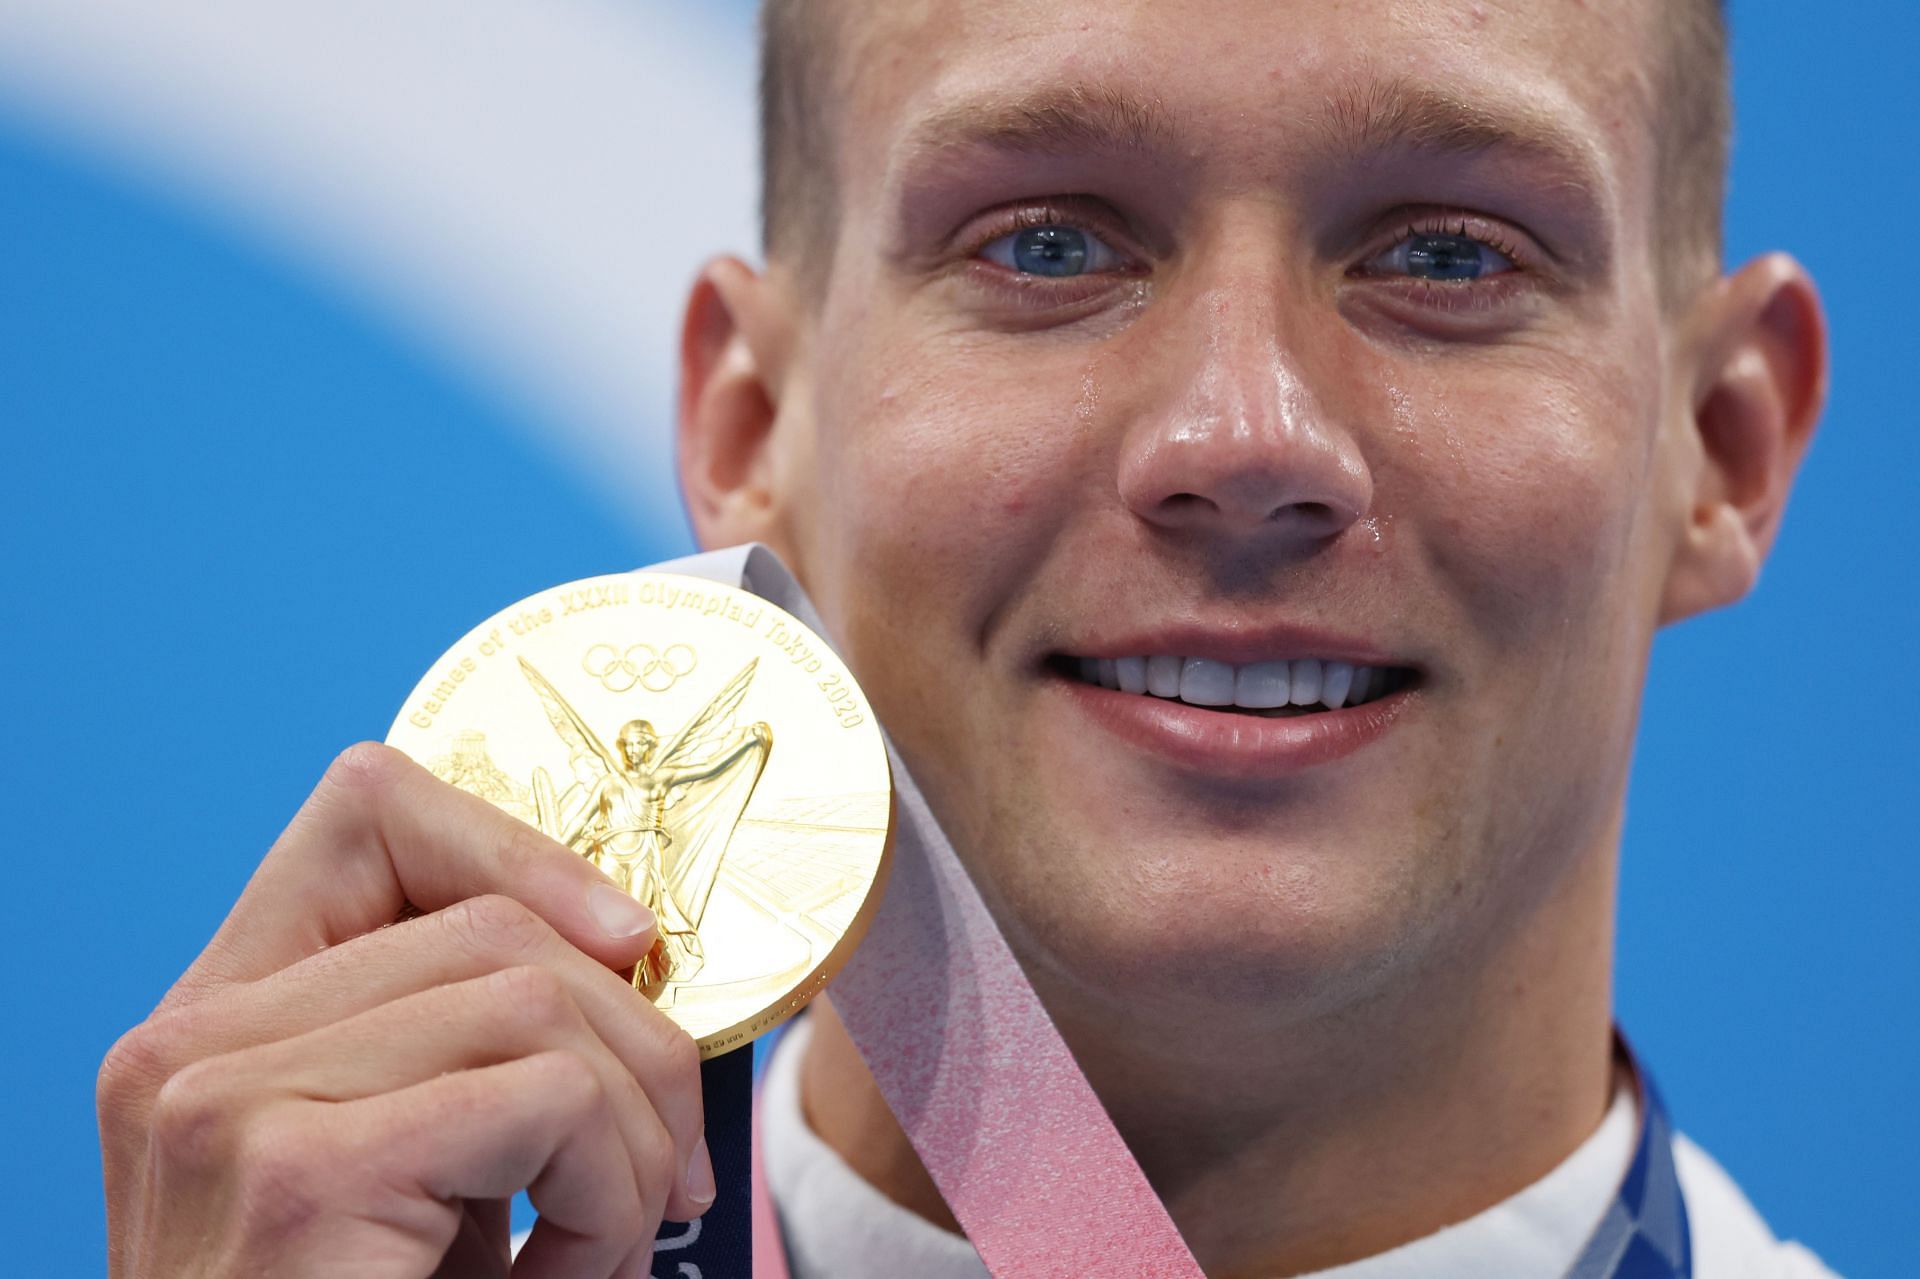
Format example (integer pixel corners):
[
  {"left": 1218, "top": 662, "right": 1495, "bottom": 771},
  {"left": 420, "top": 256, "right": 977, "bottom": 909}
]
[{"left": 1056, "top": 620, "right": 1415, "bottom": 670}]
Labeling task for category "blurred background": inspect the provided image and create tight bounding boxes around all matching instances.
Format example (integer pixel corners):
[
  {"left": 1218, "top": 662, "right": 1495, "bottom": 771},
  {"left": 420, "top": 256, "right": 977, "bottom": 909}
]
[{"left": 1, "top": 1, "right": 1912, "bottom": 1273}]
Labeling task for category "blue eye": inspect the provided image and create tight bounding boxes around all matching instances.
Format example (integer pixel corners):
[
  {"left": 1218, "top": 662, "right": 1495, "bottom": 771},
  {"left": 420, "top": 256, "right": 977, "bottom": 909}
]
[
  {"left": 1372, "top": 232, "right": 1516, "bottom": 281},
  {"left": 979, "top": 224, "right": 1123, "bottom": 278}
]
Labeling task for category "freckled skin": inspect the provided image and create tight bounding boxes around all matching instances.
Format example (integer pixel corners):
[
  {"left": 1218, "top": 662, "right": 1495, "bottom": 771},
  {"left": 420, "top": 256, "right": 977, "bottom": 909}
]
[{"left": 683, "top": 0, "right": 1825, "bottom": 1271}]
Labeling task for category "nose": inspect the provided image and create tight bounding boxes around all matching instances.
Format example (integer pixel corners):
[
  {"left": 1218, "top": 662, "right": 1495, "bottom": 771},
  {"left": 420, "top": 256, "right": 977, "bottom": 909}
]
[{"left": 1116, "top": 287, "right": 1371, "bottom": 546}]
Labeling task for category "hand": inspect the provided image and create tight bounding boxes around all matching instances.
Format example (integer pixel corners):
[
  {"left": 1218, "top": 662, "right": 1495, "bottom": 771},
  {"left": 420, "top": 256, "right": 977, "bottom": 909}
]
[{"left": 98, "top": 743, "right": 714, "bottom": 1278}]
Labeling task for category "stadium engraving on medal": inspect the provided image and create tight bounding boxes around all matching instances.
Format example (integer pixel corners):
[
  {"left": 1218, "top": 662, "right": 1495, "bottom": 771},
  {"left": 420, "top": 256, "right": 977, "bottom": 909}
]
[{"left": 387, "top": 571, "right": 893, "bottom": 1056}]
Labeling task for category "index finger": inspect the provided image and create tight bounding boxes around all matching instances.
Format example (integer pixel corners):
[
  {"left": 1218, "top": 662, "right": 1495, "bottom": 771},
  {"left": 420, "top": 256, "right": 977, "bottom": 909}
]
[{"left": 176, "top": 743, "right": 658, "bottom": 995}]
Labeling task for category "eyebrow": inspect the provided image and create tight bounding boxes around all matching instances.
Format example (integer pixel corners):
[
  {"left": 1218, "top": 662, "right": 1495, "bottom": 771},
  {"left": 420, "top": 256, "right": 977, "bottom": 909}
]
[
  {"left": 899, "top": 83, "right": 1180, "bottom": 161},
  {"left": 895, "top": 75, "right": 1603, "bottom": 193},
  {"left": 1314, "top": 76, "right": 1604, "bottom": 191}
]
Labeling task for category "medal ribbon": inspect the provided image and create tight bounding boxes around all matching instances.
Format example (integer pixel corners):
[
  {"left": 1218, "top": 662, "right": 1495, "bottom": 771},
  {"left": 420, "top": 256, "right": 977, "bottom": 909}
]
[
  {"left": 1567, "top": 1038, "right": 1694, "bottom": 1278},
  {"left": 665, "top": 544, "right": 1203, "bottom": 1278},
  {"left": 657, "top": 546, "right": 1692, "bottom": 1279}
]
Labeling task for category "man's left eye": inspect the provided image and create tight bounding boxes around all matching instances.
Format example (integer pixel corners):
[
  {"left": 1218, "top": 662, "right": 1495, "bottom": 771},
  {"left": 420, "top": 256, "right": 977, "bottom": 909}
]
[
  {"left": 1367, "top": 232, "right": 1517, "bottom": 281},
  {"left": 978, "top": 224, "right": 1125, "bottom": 278}
]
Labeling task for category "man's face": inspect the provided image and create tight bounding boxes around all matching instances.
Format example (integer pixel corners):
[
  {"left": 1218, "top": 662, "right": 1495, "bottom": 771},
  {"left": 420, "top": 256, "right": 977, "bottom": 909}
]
[{"left": 772, "top": 0, "right": 1692, "bottom": 1040}]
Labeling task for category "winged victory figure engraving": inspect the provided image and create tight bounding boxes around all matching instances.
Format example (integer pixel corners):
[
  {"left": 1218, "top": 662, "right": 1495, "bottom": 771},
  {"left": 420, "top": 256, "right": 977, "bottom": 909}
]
[{"left": 517, "top": 655, "right": 773, "bottom": 990}]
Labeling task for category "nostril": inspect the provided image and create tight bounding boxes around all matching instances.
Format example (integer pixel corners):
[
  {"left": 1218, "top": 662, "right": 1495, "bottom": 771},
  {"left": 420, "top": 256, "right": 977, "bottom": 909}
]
[
  {"left": 1131, "top": 473, "right": 1365, "bottom": 536},
  {"left": 1284, "top": 500, "right": 1336, "bottom": 525}
]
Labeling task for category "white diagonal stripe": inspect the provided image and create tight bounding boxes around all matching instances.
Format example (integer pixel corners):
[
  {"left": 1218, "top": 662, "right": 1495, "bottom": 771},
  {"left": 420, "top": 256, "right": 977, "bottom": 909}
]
[{"left": 0, "top": 0, "right": 761, "bottom": 530}]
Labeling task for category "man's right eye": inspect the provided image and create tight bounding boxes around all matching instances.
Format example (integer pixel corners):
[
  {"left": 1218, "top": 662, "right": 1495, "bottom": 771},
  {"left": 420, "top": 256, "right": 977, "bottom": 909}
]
[{"left": 977, "top": 224, "right": 1125, "bottom": 278}]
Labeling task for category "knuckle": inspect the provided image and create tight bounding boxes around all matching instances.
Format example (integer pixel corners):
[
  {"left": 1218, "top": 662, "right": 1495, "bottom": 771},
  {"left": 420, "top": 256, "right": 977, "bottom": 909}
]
[
  {"left": 148, "top": 1058, "right": 237, "bottom": 1171},
  {"left": 442, "top": 893, "right": 550, "bottom": 962},
  {"left": 489, "top": 965, "right": 578, "bottom": 1033},
  {"left": 538, "top": 1049, "right": 606, "bottom": 1115},
  {"left": 97, "top": 1021, "right": 173, "bottom": 1117},
  {"left": 661, "top": 1031, "right": 703, "bottom": 1105}
]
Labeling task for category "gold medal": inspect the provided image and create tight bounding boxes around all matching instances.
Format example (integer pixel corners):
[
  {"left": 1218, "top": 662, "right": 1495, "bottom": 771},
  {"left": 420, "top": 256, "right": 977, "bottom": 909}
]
[{"left": 385, "top": 571, "right": 892, "bottom": 1057}]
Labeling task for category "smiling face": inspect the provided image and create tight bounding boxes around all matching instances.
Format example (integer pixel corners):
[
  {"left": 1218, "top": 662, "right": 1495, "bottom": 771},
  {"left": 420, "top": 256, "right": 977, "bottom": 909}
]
[{"left": 683, "top": 0, "right": 1824, "bottom": 1053}]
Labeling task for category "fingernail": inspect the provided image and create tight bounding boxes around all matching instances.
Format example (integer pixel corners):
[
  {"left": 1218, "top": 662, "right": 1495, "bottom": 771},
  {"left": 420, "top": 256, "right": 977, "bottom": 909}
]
[
  {"left": 589, "top": 884, "right": 655, "bottom": 939},
  {"left": 685, "top": 1134, "right": 716, "bottom": 1207}
]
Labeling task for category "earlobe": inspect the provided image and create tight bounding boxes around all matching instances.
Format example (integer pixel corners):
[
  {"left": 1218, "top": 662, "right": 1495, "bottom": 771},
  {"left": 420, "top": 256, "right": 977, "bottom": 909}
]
[
  {"left": 1657, "top": 253, "right": 1829, "bottom": 624},
  {"left": 676, "top": 256, "right": 798, "bottom": 551}
]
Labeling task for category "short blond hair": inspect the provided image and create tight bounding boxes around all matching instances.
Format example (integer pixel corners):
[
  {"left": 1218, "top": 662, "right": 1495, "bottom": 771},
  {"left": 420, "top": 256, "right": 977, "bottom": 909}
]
[{"left": 759, "top": 0, "right": 1732, "bottom": 299}]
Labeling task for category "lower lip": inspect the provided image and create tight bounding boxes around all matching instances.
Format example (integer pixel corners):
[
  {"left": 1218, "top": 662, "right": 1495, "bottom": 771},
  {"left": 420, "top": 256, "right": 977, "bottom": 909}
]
[{"left": 1054, "top": 676, "right": 1417, "bottom": 779}]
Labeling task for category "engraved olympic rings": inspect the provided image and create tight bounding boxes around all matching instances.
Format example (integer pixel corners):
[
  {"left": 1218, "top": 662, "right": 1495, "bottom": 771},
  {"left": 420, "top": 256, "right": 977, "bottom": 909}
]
[{"left": 583, "top": 642, "right": 699, "bottom": 693}]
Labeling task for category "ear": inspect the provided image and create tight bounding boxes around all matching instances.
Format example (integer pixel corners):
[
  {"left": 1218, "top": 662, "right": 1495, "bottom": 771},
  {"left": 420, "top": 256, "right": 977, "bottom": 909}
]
[
  {"left": 676, "top": 255, "right": 804, "bottom": 553},
  {"left": 1657, "top": 253, "right": 1829, "bottom": 624}
]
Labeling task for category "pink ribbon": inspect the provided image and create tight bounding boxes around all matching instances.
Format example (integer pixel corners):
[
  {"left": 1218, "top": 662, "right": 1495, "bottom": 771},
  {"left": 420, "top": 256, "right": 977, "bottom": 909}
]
[{"left": 663, "top": 547, "right": 1204, "bottom": 1279}]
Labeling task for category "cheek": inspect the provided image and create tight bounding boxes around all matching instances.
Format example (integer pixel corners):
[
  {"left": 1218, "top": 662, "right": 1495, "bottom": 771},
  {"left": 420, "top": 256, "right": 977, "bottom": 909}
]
[
  {"left": 795, "top": 306, "right": 1110, "bottom": 845},
  {"left": 1374, "top": 342, "right": 1663, "bottom": 657},
  {"left": 1371, "top": 338, "right": 1666, "bottom": 905},
  {"left": 805, "top": 317, "right": 1097, "bottom": 642}
]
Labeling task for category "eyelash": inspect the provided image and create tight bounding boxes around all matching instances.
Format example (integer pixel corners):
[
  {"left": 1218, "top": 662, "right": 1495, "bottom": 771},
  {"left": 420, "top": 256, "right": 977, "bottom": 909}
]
[
  {"left": 1355, "top": 210, "right": 1535, "bottom": 302},
  {"left": 957, "top": 203, "right": 1541, "bottom": 303},
  {"left": 1379, "top": 214, "right": 1525, "bottom": 269},
  {"left": 964, "top": 202, "right": 1119, "bottom": 250}
]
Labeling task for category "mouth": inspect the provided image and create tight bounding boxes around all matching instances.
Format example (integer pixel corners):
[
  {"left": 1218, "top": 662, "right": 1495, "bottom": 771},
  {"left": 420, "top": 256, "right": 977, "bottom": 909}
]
[
  {"left": 1050, "top": 654, "right": 1418, "bottom": 717},
  {"left": 1043, "top": 649, "right": 1423, "bottom": 777}
]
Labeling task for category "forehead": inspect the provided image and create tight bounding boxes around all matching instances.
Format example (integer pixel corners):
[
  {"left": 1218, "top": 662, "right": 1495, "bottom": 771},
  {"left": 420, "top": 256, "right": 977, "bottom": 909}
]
[{"left": 832, "top": 0, "right": 1661, "bottom": 224}]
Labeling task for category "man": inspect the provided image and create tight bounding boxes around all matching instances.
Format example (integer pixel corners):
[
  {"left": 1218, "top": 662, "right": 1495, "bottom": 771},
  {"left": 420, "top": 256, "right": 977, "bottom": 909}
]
[{"left": 98, "top": 0, "right": 1834, "bottom": 1274}]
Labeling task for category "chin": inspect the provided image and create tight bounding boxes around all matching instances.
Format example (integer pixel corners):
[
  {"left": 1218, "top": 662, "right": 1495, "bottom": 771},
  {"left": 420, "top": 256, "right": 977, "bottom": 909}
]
[{"left": 991, "top": 822, "right": 1448, "bottom": 1033}]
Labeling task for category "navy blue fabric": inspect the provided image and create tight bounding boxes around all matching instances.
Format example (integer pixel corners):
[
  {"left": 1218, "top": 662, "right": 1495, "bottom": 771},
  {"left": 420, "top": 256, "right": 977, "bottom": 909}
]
[
  {"left": 1567, "top": 1055, "right": 1693, "bottom": 1279},
  {"left": 652, "top": 1050, "right": 755, "bottom": 1278}
]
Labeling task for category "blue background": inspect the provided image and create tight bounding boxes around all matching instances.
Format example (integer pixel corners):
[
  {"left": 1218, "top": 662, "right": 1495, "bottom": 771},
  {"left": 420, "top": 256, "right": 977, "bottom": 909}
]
[{"left": 3, "top": 3, "right": 1912, "bottom": 1274}]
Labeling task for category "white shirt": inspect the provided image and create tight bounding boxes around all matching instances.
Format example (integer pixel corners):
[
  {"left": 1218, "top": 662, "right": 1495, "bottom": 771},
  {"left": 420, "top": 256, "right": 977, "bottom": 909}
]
[{"left": 761, "top": 1018, "right": 1838, "bottom": 1278}]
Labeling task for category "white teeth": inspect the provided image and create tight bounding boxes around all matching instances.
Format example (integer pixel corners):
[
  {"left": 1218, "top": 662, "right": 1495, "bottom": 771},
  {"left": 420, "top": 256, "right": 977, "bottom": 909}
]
[
  {"left": 1348, "top": 666, "right": 1373, "bottom": 705},
  {"left": 1321, "top": 662, "right": 1354, "bottom": 710},
  {"left": 1146, "top": 654, "right": 1184, "bottom": 698},
  {"left": 1179, "top": 658, "right": 1236, "bottom": 706},
  {"left": 1235, "top": 660, "right": 1291, "bottom": 709},
  {"left": 1077, "top": 654, "right": 1401, "bottom": 710},
  {"left": 1289, "top": 659, "right": 1323, "bottom": 706}
]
